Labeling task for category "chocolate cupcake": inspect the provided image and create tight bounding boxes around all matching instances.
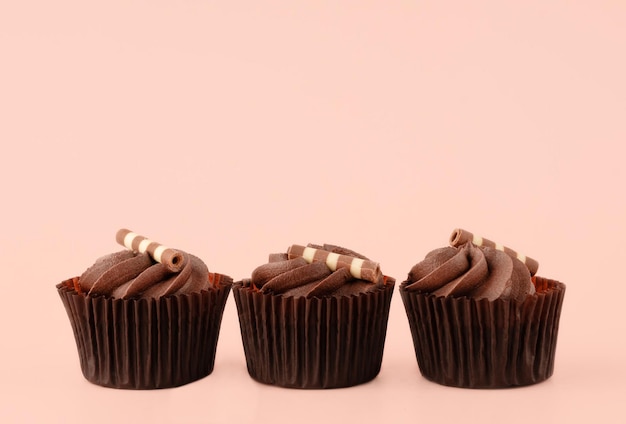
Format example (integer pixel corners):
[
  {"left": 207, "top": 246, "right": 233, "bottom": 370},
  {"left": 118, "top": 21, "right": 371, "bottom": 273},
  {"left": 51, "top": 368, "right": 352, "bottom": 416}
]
[
  {"left": 56, "top": 229, "right": 232, "bottom": 389},
  {"left": 233, "top": 243, "right": 395, "bottom": 389},
  {"left": 400, "top": 229, "right": 566, "bottom": 388}
]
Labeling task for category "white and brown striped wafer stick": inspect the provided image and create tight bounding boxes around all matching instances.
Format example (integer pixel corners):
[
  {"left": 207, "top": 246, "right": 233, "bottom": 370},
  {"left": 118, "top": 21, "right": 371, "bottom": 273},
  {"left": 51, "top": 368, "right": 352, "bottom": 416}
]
[
  {"left": 115, "top": 229, "right": 185, "bottom": 272},
  {"left": 287, "top": 244, "right": 381, "bottom": 283},
  {"left": 449, "top": 228, "right": 539, "bottom": 276}
]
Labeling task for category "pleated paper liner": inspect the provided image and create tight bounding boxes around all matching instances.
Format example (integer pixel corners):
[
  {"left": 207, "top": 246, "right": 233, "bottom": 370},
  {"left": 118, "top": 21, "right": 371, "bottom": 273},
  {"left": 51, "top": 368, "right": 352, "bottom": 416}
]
[
  {"left": 400, "top": 276, "right": 565, "bottom": 388},
  {"left": 56, "top": 273, "right": 233, "bottom": 389},
  {"left": 233, "top": 279, "right": 395, "bottom": 389}
]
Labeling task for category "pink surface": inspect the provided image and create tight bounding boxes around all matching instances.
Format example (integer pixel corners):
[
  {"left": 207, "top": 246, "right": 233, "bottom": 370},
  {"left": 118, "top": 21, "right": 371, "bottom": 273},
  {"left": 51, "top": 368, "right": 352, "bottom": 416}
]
[{"left": 1, "top": 1, "right": 624, "bottom": 423}]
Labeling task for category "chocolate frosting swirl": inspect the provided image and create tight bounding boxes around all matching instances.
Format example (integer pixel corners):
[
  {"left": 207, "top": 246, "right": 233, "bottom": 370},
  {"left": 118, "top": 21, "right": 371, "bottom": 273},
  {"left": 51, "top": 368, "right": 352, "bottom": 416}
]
[
  {"left": 404, "top": 243, "right": 535, "bottom": 301},
  {"left": 250, "top": 244, "right": 387, "bottom": 298},
  {"left": 78, "top": 250, "right": 211, "bottom": 299}
]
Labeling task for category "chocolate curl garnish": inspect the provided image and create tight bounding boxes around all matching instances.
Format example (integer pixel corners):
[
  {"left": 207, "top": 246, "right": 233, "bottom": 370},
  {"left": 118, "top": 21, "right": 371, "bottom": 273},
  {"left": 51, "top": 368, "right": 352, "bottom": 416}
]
[
  {"left": 287, "top": 244, "right": 382, "bottom": 283},
  {"left": 449, "top": 228, "right": 539, "bottom": 276},
  {"left": 115, "top": 229, "right": 185, "bottom": 272}
]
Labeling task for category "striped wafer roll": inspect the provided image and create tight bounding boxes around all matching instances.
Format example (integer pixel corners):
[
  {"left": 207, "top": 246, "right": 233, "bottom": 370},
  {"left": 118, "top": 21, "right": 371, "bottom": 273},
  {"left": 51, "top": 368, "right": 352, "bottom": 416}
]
[
  {"left": 449, "top": 228, "right": 539, "bottom": 276},
  {"left": 115, "top": 229, "right": 185, "bottom": 272},
  {"left": 287, "top": 244, "right": 381, "bottom": 283}
]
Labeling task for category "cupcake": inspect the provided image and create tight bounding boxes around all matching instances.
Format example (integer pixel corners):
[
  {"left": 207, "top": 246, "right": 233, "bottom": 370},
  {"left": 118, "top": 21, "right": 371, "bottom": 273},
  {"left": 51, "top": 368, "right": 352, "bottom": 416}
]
[
  {"left": 56, "top": 229, "right": 232, "bottom": 389},
  {"left": 233, "top": 243, "right": 395, "bottom": 389},
  {"left": 400, "top": 229, "right": 566, "bottom": 388}
]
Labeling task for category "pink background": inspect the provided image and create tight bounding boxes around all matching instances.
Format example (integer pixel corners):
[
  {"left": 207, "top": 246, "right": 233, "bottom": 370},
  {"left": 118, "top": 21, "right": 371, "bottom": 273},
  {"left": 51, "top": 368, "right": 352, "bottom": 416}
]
[{"left": 1, "top": 1, "right": 625, "bottom": 423}]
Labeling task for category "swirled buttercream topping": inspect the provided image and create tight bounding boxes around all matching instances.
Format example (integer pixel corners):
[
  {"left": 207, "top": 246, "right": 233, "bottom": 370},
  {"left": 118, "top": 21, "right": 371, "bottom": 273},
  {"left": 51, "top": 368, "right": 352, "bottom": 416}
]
[
  {"left": 404, "top": 243, "right": 535, "bottom": 302},
  {"left": 78, "top": 249, "right": 211, "bottom": 299},
  {"left": 250, "top": 244, "right": 386, "bottom": 298}
]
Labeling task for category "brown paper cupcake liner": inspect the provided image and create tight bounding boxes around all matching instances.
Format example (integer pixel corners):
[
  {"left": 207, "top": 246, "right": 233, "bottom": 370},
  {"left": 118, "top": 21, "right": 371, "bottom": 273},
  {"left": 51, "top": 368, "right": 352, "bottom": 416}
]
[
  {"left": 233, "top": 280, "right": 395, "bottom": 389},
  {"left": 57, "top": 274, "right": 233, "bottom": 389},
  {"left": 400, "top": 276, "right": 565, "bottom": 388}
]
